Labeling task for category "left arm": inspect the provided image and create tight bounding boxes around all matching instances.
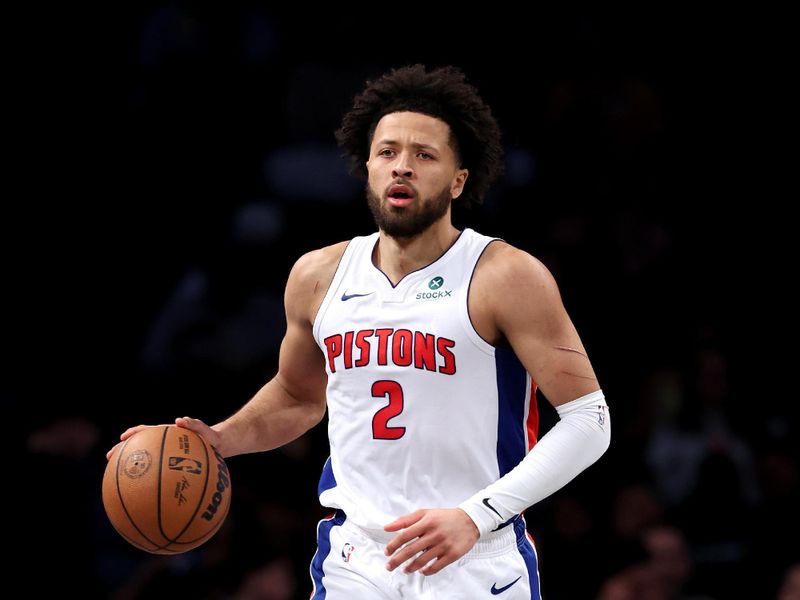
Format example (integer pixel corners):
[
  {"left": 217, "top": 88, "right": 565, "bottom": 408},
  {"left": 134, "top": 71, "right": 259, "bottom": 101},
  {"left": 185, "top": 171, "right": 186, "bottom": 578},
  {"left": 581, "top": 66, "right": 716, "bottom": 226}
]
[
  {"left": 457, "top": 244, "right": 610, "bottom": 534},
  {"left": 385, "top": 243, "right": 610, "bottom": 574}
]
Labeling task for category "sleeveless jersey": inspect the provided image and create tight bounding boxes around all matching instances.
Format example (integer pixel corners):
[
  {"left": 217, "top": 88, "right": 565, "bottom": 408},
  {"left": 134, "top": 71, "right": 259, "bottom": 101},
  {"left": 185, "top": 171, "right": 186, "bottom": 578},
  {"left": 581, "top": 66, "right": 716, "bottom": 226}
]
[{"left": 312, "top": 228, "right": 538, "bottom": 531}]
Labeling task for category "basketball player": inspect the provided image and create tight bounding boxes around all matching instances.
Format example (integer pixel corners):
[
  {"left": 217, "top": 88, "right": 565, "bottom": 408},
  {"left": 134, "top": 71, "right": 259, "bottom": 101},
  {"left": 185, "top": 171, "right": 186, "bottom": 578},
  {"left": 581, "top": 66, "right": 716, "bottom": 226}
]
[{"left": 110, "top": 64, "right": 611, "bottom": 599}]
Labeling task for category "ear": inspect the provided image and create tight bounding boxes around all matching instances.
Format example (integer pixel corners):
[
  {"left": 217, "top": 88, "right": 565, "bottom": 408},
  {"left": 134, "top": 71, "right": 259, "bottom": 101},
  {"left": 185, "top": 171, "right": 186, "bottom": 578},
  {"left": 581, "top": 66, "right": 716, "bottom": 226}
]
[{"left": 450, "top": 169, "right": 469, "bottom": 199}]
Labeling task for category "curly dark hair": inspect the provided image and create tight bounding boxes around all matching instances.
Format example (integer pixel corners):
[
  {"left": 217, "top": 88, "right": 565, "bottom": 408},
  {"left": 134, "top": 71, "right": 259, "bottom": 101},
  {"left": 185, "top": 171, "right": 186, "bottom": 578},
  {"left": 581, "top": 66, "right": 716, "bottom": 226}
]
[{"left": 335, "top": 64, "right": 503, "bottom": 208}]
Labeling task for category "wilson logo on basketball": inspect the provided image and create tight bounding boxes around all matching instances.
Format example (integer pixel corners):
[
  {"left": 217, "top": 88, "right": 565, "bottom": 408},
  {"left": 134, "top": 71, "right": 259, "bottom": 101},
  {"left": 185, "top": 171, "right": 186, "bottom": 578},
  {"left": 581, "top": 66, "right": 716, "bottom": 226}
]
[
  {"left": 168, "top": 457, "right": 202, "bottom": 474},
  {"left": 123, "top": 450, "right": 152, "bottom": 478},
  {"left": 201, "top": 448, "right": 231, "bottom": 522}
]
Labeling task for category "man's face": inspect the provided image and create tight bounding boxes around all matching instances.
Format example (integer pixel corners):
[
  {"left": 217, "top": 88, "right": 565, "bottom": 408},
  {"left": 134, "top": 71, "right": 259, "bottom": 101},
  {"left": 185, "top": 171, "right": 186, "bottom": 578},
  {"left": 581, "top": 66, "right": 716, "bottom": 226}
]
[{"left": 365, "top": 112, "right": 468, "bottom": 238}]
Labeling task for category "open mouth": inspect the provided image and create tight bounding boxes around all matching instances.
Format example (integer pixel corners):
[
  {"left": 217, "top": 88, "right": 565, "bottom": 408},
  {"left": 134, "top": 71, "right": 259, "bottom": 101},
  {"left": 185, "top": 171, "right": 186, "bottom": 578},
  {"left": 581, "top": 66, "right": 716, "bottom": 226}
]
[{"left": 388, "top": 184, "right": 415, "bottom": 207}]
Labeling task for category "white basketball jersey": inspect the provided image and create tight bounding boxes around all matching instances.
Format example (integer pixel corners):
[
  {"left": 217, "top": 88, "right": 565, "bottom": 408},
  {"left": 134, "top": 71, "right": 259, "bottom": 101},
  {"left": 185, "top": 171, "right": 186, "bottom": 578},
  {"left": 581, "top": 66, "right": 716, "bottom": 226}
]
[{"left": 312, "top": 228, "right": 538, "bottom": 531}]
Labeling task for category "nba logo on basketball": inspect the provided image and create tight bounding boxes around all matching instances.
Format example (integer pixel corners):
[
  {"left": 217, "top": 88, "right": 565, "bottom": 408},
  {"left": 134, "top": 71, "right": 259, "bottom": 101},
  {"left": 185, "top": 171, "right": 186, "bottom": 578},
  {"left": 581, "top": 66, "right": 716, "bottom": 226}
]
[{"left": 168, "top": 457, "right": 203, "bottom": 474}]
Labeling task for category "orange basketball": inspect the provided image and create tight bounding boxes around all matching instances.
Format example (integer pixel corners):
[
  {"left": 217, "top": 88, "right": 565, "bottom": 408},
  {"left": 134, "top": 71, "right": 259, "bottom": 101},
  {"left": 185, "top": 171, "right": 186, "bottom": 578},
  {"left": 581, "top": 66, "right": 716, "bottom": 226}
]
[{"left": 102, "top": 425, "right": 231, "bottom": 554}]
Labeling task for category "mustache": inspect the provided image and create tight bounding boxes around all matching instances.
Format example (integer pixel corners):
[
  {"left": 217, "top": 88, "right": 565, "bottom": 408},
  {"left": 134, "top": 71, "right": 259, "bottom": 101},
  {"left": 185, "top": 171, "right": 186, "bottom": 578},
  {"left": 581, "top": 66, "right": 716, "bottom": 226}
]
[{"left": 385, "top": 179, "right": 419, "bottom": 197}]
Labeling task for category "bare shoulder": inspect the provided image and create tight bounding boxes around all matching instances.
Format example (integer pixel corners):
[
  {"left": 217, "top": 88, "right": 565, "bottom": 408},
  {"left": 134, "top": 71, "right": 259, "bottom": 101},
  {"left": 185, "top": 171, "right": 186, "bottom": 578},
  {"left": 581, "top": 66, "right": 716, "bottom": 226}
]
[
  {"left": 474, "top": 240, "right": 598, "bottom": 404},
  {"left": 289, "top": 241, "right": 349, "bottom": 287},
  {"left": 474, "top": 241, "right": 559, "bottom": 303},
  {"left": 286, "top": 241, "right": 350, "bottom": 323},
  {"left": 470, "top": 241, "right": 562, "bottom": 345}
]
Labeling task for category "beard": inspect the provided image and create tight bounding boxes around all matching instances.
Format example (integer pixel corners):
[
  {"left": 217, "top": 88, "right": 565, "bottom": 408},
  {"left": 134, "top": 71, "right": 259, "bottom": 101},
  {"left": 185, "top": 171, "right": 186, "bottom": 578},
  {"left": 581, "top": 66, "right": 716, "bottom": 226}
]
[{"left": 366, "top": 182, "right": 452, "bottom": 238}]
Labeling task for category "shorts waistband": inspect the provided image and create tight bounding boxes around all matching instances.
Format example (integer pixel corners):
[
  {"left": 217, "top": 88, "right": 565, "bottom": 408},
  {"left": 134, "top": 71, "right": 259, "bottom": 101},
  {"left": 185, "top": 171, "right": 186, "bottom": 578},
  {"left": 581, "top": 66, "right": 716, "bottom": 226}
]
[{"left": 341, "top": 512, "right": 521, "bottom": 557}]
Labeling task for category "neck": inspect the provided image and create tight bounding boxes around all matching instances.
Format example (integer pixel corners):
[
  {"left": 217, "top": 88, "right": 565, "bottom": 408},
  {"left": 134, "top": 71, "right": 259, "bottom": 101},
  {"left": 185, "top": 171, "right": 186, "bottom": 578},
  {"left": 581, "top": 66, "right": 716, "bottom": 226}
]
[{"left": 374, "top": 219, "right": 460, "bottom": 285}]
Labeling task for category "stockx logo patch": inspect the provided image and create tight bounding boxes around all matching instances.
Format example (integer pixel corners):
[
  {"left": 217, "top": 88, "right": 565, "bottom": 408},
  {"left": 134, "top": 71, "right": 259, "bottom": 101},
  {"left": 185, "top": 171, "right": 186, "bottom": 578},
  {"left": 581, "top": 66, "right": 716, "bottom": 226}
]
[
  {"left": 416, "top": 275, "right": 453, "bottom": 301},
  {"left": 428, "top": 276, "right": 444, "bottom": 290}
]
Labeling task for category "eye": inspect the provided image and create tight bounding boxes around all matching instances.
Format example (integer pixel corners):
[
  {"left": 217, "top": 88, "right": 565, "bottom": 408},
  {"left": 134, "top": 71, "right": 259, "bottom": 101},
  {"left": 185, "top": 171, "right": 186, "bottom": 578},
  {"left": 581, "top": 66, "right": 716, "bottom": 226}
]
[
  {"left": 378, "top": 148, "right": 395, "bottom": 157},
  {"left": 417, "top": 152, "right": 432, "bottom": 160}
]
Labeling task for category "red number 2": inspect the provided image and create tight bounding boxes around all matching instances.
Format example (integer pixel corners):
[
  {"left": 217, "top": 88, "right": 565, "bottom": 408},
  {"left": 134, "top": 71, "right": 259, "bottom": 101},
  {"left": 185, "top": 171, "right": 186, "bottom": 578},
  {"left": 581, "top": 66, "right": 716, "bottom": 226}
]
[{"left": 371, "top": 380, "right": 406, "bottom": 440}]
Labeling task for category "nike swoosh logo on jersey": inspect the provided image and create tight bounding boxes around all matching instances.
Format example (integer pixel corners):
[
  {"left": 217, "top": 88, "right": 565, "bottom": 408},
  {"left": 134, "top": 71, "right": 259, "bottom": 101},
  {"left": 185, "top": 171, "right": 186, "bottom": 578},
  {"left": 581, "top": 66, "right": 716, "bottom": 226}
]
[
  {"left": 482, "top": 497, "right": 502, "bottom": 518},
  {"left": 341, "top": 291, "right": 374, "bottom": 301},
  {"left": 491, "top": 576, "right": 521, "bottom": 595}
]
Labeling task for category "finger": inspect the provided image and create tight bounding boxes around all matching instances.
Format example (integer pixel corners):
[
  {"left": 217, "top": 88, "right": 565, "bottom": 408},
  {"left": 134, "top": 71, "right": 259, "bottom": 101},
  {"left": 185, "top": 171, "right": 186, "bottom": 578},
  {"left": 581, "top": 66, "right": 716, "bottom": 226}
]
[
  {"left": 175, "top": 417, "right": 221, "bottom": 448},
  {"left": 386, "top": 537, "right": 428, "bottom": 571},
  {"left": 384, "top": 509, "right": 426, "bottom": 532},
  {"left": 404, "top": 549, "right": 433, "bottom": 573},
  {"left": 385, "top": 523, "right": 424, "bottom": 555},
  {"left": 385, "top": 530, "right": 417, "bottom": 557},
  {"left": 404, "top": 535, "right": 447, "bottom": 573},
  {"left": 105, "top": 441, "right": 124, "bottom": 461},
  {"left": 175, "top": 416, "right": 204, "bottom": 431},
  {"left": 407, "top": 549, "right": 441, "bottom": 574},
  {"left": 421, "top": 553, "right": 452, "bottom": 575},
  {"left": 120, "top": 424, "right": 151, "bottom": 441}
]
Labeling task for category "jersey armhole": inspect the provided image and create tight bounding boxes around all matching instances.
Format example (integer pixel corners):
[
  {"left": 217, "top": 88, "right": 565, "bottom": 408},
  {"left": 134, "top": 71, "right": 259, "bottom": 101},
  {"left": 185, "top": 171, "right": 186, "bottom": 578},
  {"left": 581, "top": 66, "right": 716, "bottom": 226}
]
[
  {"left": 459, "top": 238, "right": 501, "bottom": 357},
  {"left": 311, "top": 239, "right": 355, "bottom": 342}
]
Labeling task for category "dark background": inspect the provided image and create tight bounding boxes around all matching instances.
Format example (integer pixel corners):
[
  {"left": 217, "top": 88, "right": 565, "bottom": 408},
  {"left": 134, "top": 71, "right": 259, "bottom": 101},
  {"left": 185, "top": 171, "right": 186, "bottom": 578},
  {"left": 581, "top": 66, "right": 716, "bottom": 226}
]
[{"left": 12, "top": 6, "right": 792, "bottom": 599}]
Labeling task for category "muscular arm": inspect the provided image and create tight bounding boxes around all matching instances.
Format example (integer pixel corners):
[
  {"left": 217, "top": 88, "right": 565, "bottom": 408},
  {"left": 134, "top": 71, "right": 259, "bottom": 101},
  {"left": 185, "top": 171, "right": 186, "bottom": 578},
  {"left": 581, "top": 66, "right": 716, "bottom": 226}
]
[
  {"left": 478, "top": 242, "right": 599, "bottom": 404},
  {"left": 458, "top": 242, "right": 610, "bottom": 534},
  {"left": 110, "top": 243, "right": 347, "bottom": 461},
  {"left": 210, "top": 244, "right": 345, "bottom": 457}
]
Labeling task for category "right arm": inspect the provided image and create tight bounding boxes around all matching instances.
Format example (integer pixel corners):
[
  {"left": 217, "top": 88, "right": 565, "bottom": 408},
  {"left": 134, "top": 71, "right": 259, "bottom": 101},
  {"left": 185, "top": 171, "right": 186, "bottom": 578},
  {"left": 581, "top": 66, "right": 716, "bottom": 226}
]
[
  {"left": 208, "top": 246, "right": 331, "bottom": 457},
  {"left": 108, "top": 243, "right": 347, "bottom": 459}
]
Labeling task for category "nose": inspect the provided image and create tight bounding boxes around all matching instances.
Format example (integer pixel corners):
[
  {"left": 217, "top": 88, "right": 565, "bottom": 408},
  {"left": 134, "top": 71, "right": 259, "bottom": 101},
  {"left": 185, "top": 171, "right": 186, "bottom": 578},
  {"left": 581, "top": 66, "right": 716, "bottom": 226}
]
[{"left": 391, "top": 152, "right": 414, "bottom": 179}]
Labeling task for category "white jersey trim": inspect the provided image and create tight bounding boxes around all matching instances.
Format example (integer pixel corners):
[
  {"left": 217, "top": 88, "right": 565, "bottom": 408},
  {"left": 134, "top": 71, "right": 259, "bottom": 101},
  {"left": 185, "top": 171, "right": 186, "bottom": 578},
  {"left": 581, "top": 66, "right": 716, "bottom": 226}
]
[
  {"left": 312, "top": 237, "right": 361, "bottom": 340},
  {"left": 458, "top": 237, "right": 501, "bottom": 357}
]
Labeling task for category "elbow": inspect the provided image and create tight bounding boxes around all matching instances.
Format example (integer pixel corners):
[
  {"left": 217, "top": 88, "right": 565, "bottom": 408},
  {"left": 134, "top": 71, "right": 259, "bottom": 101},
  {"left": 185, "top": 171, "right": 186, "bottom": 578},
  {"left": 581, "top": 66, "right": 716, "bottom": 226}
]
[
  {"left": 579, "top": 418, "right": 609, "bottom": 472},
  {"left": 595, "top": 407, "right": 611, "bottom": 460},
  {"left": 578, "top": 402, "right": 611, "bottom": 465},
  {"left": 306, "top": 398, "right": 327, "bottom": 429},
  {"left": 599, "top": 424, "right": 611, "bottom": 458}
]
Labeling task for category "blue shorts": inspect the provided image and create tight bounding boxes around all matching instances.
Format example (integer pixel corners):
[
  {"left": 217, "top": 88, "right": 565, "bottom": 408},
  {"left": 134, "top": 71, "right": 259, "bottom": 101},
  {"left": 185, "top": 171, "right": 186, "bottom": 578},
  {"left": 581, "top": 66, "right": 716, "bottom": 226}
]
[{"left": 310, "top": 510, "right": 541, "bottom": 599}]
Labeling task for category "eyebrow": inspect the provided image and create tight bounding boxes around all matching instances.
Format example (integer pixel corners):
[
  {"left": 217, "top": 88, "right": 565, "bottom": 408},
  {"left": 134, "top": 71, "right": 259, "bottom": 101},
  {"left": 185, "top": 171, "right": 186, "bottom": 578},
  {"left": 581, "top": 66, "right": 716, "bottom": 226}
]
[{"left": 375, "top": 139, "right": 439, "bottom": 152}]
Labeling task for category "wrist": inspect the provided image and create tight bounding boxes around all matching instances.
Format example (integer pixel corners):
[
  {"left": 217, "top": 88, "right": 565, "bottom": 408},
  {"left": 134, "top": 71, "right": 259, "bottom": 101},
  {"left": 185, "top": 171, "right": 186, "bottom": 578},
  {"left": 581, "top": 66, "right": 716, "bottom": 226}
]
[
  {"left": 457, "top": 497, "right": 503, "bottom": 537},
  {"left": 210, "top": 422, "right": 233, "bottom": 458},
  {"left": 456, "top": 507, "right": 481, "bottom": 540}
]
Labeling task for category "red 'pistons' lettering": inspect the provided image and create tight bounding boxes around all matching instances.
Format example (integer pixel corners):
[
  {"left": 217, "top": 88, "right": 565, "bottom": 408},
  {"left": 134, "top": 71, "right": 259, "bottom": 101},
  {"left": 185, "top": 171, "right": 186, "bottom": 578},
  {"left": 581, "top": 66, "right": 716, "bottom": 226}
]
[
  {"left": 355, "top": 330, "right": 372, "bottom": 366},
  {"left": 375, "top": 328, "right": 393, "bottom": 365},
  {"left": 343, "top": 331, "right": 354, "bottom": 369},
  {"left": 414, "top": 332, "right": 436, "bottom": 371},
  {"left": 323, "top": 335, "right": 342, "bottom": 373},
  {"left": 393, "top": 329, "right": 413, "bottom": 366},
  {"left": 323, "top": 328, "right": 456, "bottom": 374},
  {"left": 437, "top": 337, "right": 456, "bottom": 375}
]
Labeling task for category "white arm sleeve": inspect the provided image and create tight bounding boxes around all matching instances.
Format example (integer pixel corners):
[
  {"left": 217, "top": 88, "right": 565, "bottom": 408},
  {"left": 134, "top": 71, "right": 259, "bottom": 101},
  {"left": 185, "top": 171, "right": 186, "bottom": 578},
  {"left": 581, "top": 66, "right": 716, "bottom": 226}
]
[{"left": 458, "top": 389, "right": 610, "bottom": 536}]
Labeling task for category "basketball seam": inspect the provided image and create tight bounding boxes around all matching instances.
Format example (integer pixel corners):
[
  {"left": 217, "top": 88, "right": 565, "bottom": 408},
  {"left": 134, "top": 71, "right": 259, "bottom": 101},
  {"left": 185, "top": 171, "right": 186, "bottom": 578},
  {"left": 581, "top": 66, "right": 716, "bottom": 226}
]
[
  {"left": 114, "top": 434, "right": 163, "bottom": 551},
  {"left": 155, "top": 428, "right": 214, "bottom": 550},
  {"left": 113, "top": 525, "right": 178, "bottom": 554},
  {"left": 161, "top": 508, "right": 228, "bottom": 548},
  {"left": 155, "top": 426, "right": 168, "bottom": 545}
]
